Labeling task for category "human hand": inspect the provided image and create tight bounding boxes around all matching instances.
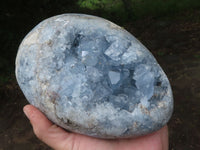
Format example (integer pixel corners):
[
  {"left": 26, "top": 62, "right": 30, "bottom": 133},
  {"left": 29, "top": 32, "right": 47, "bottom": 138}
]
[{"left": 23, "top": 105, "right": 168, "bottom": 150}]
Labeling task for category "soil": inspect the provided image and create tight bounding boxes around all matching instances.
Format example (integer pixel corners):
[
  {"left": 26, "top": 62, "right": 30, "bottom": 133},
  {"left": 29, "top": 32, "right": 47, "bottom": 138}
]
[{"left": 0, "top": 10, "right": 200, "bottom": 150}]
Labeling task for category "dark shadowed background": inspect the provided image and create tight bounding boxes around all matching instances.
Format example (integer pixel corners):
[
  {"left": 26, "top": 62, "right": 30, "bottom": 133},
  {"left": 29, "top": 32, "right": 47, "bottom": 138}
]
[{"left": 0, "top": 0, "right": 200, "bottom": 149}]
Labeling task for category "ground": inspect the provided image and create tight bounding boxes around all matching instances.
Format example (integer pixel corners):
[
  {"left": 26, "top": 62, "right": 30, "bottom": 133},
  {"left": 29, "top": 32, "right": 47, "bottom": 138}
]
[{"left": 0, "top": 10, "right": 200, "bottom": 150}]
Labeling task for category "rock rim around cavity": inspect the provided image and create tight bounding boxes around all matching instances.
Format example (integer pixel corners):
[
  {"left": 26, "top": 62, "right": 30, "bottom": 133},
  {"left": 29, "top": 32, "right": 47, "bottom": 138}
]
[{"left": 15, "top": 14, "right": 173, "bottom": 139}]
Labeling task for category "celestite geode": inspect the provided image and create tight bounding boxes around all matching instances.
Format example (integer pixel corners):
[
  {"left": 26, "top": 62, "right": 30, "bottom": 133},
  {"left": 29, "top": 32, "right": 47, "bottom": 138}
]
[{"left": 16, "top": 14, "right": 173, "bottom": 138}]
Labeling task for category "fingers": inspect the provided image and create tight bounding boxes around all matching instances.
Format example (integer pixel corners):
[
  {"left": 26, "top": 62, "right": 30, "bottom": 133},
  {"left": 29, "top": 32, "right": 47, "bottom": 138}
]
[
  {"left": 139, "top": 125, "right": 168, "bottom": 150},
  {"left": 23, "top": 105, "right": 75, "bottom": 150},
  {"left": 159, "top": 125, "right": 169, "bottom": 150},
  {"left": 141, "top": 125, "right": 168, "bottom": 150},
  {"left": 117, "top": 125, "right": 168, "bottom": 150},
  {"left": 146, "top": 125, "right": 168, "bottom": 150}
]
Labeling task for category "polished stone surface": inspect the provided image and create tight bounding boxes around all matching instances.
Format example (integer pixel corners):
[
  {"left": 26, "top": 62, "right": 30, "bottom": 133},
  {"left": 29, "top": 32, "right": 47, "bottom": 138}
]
[{"left": 15, "top": 14, "right": 173, "bottom": 138}]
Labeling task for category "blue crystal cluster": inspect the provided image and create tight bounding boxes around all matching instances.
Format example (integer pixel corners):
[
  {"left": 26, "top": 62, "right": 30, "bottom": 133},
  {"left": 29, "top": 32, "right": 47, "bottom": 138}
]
[{"left": 16, "top": 14, "right": 173, "bottom": 138}]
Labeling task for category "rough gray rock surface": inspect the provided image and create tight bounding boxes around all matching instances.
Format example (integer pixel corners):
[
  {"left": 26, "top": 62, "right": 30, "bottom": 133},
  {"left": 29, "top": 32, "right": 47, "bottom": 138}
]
[{"left": 15, "top": 14, "right": 173, "bottom": 138}]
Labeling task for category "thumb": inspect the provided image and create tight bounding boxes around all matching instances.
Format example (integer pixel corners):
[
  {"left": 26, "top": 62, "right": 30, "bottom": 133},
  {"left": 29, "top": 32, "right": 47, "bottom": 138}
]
[{"left": 23, "top": 105, "right": 75, "bottom": 150}]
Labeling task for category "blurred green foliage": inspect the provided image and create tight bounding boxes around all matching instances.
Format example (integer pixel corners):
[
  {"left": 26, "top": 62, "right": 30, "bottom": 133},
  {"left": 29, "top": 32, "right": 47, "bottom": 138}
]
[
  {"left": 77, "top": 0, "right": 131, "bottom": 22},
  {"left": 77, "top": 0, "right": 200, "bottom": 21}
]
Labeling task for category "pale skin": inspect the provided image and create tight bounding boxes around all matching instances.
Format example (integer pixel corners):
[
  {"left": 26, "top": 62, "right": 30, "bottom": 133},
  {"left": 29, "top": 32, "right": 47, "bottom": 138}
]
[{"left": 23, "top": 104, "right": 168, "bottom": 150}]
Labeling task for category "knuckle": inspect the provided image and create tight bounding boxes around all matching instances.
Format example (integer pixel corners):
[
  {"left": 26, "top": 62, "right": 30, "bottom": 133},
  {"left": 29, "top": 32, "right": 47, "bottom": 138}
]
[
  {"left": 33, "top": 127, "right": 44, "bottom": 141},
  {"left": 62, "top": 135, "right": 76, "bottom": 150}
]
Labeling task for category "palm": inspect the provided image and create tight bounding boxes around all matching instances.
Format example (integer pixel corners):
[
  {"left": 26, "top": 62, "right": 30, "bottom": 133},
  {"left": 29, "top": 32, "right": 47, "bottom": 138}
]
[
  {"left": 70, "top": 128, "right": 167, "bottom": 150},
  {"left": 23, "top": 105, "right": 168, "bottom": 150}
]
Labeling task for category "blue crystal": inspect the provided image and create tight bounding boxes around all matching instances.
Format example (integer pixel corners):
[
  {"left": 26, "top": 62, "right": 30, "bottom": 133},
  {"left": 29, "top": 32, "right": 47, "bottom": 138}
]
[{"left": 15, "top": 14, "right": 173, "bottom": 138}]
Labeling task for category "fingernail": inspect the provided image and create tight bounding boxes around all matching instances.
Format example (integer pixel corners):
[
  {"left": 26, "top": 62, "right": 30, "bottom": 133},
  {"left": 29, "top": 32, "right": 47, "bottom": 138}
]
[{"left": 23, "top": 106, "right": 30, "bottom": 119}]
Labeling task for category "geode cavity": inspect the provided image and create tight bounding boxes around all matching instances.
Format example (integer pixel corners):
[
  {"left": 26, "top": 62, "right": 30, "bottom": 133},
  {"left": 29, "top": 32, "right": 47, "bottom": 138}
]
[{"left": 16, "top": 14, "right": 173, "bottom": 138}]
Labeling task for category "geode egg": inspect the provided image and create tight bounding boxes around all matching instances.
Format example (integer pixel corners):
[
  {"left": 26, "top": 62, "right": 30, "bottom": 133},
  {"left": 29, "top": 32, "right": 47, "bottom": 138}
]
[{"left": 15, "top": 14, "right": 173, "bottom": 138}]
